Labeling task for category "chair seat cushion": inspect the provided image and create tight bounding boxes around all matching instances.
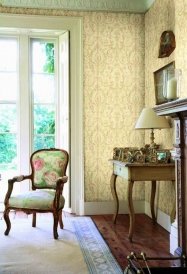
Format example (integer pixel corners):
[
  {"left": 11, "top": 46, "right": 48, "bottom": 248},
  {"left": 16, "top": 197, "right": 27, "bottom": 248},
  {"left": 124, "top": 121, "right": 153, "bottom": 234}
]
[{"left": 9, "top": 190, "right": 65, "bottom": 210}]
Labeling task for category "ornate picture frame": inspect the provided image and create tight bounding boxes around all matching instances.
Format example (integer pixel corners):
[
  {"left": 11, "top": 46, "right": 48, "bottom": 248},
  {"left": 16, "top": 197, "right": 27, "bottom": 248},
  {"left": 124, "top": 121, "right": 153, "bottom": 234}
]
[
  {"left": 113, "top": 147, "right": 145, "bottom": 163},
  {"left": 156, "top": 150, "right": 171, "bottom": 163},
  {"left": 113, "top": 147, "right": 122, "bottom": 160},
  {"left": 154, "top": 61, "right": 175, "bottom": 105}
]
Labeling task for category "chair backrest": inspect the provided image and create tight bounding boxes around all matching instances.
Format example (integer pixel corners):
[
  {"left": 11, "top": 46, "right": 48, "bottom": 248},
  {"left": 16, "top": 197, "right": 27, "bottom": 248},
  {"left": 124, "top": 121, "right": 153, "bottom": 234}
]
[{"left": 30, "top": 148, "right": 69, "bottom": 189}]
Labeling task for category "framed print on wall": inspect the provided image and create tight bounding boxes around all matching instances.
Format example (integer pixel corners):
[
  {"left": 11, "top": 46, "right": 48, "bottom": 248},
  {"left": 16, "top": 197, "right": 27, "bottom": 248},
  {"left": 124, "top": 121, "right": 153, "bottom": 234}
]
[{"left": 154, "top": 61, "right": 175, "bottom": 105}]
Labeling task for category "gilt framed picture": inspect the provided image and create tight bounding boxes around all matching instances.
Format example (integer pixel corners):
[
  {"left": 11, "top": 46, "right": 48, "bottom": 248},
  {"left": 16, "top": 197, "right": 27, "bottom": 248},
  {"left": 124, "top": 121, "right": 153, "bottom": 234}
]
[
  {"left": 156, "top": 150, "right": 171, "bottom": 163},
  {"left": 154, "top": 61, "right": 175, "bottom": 105}
]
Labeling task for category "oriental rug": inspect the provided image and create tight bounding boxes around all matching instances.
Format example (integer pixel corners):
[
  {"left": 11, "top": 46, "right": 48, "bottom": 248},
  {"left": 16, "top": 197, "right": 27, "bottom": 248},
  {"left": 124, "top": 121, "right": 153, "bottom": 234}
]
[{"left": 0, "top": 215, "right": 123, "bottom": 274}]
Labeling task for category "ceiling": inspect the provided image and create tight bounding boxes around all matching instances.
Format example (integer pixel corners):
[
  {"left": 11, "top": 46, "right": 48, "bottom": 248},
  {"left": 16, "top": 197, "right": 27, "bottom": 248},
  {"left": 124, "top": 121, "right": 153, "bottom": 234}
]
[{"left": 0, "top": 0, "right": 155, "bottom": 13}]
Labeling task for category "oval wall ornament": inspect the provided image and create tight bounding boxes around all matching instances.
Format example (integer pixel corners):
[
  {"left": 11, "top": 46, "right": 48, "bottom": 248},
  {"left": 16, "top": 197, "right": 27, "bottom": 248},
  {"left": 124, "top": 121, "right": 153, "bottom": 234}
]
[{"left": 158, "top": 31, "right": 176, "bottom": 58}]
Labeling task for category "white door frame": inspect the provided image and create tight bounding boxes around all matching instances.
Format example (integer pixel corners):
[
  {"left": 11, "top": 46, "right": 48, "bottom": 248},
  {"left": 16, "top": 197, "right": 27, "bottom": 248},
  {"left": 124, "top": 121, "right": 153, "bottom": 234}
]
[{"left": 0, "top": 13, "right": 84, "bottom": 215}]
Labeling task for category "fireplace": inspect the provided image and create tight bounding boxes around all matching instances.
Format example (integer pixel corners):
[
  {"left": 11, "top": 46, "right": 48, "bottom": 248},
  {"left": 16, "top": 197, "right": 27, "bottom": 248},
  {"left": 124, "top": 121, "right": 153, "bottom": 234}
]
[{"left": 154, "top": 98, "right": 187, "bottom": 256}]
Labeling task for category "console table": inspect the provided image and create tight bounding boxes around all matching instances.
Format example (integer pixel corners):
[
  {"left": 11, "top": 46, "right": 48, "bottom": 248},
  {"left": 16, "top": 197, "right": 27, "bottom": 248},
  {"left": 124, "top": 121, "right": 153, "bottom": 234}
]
[{"left": 110, "top": 160, "right": 175, "bottom": 242}]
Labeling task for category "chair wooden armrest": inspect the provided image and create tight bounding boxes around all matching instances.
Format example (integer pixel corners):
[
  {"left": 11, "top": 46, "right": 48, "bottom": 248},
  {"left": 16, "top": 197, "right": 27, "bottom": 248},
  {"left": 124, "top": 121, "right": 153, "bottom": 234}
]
[
  {"left": 11, "top": 175, "right": 31, "bottom": 183},
  {"left": 4, "top": 175, "right": 32, "bottom": 205},
  {"left": 55, "top": 176, "right": 68, "bottom": 207},
  {"left": 56, "top": 176, "right": 68, "bottom": 188}
]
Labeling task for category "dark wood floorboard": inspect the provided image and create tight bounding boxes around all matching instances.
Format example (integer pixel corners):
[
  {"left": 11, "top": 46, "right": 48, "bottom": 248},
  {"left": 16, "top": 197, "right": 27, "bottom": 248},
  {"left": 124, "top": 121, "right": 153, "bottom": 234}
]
[{"left": 91, "top": 214, "right": 175, "bottom": 270}]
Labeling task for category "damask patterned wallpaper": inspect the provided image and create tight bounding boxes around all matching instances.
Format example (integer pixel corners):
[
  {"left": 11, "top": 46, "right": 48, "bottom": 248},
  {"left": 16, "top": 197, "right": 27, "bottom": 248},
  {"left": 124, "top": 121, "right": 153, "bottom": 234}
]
[
  {"left": 145, "top": 0, "right": 187, "bottom": 215},
  {"left": 0, "top": 6, "right": 145, "bottom": 203},
  {"left": 83, "top": 12, "right": 145, "bottom": 202},
  {"left": 3, "top": 0, "right": 186, "bottom": 215}
]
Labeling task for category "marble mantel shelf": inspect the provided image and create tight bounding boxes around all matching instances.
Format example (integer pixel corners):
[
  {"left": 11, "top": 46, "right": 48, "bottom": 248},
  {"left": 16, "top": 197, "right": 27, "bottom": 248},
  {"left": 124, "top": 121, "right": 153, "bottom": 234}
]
[{"left": 154, "top": 98, "right": 187, "bottom": 116}]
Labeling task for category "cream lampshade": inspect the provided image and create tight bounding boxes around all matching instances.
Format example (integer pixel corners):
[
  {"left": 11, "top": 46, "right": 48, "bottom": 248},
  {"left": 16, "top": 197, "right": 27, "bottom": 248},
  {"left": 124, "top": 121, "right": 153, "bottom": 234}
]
[{"left": 135, "top": 107, "right": 170, "bottom": 147}]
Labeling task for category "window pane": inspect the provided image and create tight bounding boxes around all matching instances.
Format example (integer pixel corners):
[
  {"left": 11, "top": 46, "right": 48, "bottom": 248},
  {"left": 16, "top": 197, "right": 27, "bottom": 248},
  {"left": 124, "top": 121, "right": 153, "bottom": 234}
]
[
  {"left": 0, "top": 38, "right": 17, "bottom": 71},
  {"left": 0, "top": 104, "right": 17, "bottom": 133},
  {"left": 32, "top": 41, "right": 54, "bottom": 74},
  {"left": 0, "top": 73, "right": 17, "bottom": 101},
  {"left": 34, "top": 105, "right": 55, "bottom": 134},
  {"left": 31, "top": 39, "right": 56, "bottom": 152},
  {"left": 33, "top": 135, "right": 55, "bottom": 150},
  {"left": 0, "top": 37, "right": 18, "bottom": 101},
  {"left": 32, "top": 74, "right": 55, "bottom": 103},
  {"left": 0, "top": 133, "right": 17, "bottom": 168}
]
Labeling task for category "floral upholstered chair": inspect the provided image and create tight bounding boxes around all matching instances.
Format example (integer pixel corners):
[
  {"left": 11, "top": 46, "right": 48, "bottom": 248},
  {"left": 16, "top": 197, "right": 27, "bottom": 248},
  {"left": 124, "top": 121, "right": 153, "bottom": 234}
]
[{"left": 4, "top": 148, "right": 69, "bottom": 239}]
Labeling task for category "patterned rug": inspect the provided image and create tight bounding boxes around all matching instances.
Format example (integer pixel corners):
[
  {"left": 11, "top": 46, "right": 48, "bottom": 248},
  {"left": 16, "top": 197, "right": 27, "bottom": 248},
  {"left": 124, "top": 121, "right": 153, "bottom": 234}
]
[
  {"left": 0, "top": 215, "right": 123, "bottom": 274},
  {"left": 71, "top": 217, "right": 123, "bottom": 274}
]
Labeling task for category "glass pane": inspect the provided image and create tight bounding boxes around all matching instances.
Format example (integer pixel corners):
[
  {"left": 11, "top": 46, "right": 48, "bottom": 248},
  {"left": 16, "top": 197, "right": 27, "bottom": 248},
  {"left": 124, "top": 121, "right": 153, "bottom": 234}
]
[
  {"left": 0, "top": 72, "right": 17, "bottom": 101},
  {"left": 0, "top": 104, "right": 17, "bottom": 133},
  {"left": 0, "top": 133, "right": 17, "bottom": 168},
  {"left": 34, "top": 105, "right": 55, "bottom": 134},
  {"left": 32, "top": 73, "right": 55, "bottom": 103},
  {"left": 33, "top": 135, "right": 55, "bottom": 151},
  {"left": 31, "top": 39, "right": 56, "bottom": 152},
  {"left": 0, "top": 38, "right": 17, "bottom": 71},
  {"left": 32, "top": 40, "right": 54, "bottom": 74}
]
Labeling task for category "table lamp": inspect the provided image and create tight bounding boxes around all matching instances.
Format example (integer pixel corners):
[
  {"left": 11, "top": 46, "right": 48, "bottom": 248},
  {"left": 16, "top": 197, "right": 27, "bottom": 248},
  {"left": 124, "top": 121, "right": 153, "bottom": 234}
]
[{"left": 135, "top": 107, "right": 170, "bottom": 148}]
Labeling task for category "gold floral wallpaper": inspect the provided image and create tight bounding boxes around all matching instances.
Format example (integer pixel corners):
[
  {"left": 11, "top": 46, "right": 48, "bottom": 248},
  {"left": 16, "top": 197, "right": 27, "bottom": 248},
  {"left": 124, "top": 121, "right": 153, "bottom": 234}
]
[
  {"left": 83, "top": 12, "right": 145, "bottom": 201},
  {"left": 145, "top": 0, "right": 187, "bottom": 215},
  {"left": 2, "top": 0, "right": 186, "bottom": 215}
]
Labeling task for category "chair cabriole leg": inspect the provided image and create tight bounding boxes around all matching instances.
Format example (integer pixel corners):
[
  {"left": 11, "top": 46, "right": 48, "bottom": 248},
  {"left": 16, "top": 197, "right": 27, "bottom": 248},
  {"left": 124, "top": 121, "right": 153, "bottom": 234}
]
[
  {"left": 32, "top": 212, "right": 36, "bottom": 227},
  {"left": 4, "top": 208, "right": 11, "bottom": 235},
  {"left": 59, "top": 209, "right": 63, "bottom": 229},
  {"left": 53, "top": 212, "right": 59, "bottom": 239}
]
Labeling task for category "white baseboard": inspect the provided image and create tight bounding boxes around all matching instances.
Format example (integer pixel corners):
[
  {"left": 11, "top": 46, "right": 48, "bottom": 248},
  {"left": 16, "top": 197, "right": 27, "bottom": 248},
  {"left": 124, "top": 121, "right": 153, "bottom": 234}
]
[
  {"left": 170, "top": 221, "right": 178, "bottom": 254},
  {"left": 84, "top": 200, "right": 145, "bottom": 215},
  {"left": 145, "top": 201, "right": 171, "bottom": 232}
]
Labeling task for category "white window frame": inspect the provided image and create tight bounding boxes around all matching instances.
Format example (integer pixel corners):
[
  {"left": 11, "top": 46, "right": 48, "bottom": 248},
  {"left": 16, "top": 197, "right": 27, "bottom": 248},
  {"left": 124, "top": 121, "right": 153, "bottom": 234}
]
[{"left": 0, "top": 13, "right": 84, "bottom": 215}]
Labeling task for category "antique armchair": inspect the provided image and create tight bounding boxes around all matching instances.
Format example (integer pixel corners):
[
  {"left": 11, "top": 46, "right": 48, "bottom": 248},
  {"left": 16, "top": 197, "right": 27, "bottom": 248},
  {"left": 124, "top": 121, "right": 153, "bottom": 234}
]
[{"left": 4, "top": 148, "right": 69, "bottom": 239}]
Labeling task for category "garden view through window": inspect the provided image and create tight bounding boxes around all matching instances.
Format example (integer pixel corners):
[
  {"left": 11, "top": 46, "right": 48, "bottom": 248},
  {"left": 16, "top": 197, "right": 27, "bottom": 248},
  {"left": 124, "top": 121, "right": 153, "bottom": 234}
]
[{"left": 0, "top": 34, "right": 68, "bottom": 207}]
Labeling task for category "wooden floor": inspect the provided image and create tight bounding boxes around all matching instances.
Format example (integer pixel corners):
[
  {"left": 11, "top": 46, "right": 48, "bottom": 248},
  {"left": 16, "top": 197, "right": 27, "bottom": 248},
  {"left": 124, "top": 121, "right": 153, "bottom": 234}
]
[
  {"left": 91, "top": 214, "right": 175, "bottom": 270},
  {"left": 1, "top": 211, "right": 177, "bottom": 271}
]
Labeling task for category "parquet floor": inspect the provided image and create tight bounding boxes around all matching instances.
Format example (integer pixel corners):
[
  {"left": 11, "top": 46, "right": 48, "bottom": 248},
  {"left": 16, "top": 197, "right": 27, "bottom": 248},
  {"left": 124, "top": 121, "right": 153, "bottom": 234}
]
[{"left": 91, "top": 214, "right": 174, "bottom": 270}]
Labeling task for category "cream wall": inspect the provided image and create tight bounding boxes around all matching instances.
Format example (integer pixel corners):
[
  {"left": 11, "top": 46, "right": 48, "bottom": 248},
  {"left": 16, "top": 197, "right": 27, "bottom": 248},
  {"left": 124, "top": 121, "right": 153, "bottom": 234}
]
[
  {"left": 145, "top": 0, "right": 187, "bottom": 215},
  {"left": 83, "top": 12, "right": 145, "bottom": 202},
  {"left": 0, "top": 7, "right": 145, "bottom": 203}
]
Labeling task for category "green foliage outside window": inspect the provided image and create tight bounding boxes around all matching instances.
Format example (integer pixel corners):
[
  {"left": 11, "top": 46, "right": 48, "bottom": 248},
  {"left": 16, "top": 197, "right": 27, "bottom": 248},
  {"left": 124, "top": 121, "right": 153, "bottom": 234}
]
[
  {"left": 34, "top": 104, "right": 55, "bottom": 150},
  {"left": 34, "top": 105, "right": 55, "bottom": 135},
  {"left": 0, "top": 42, "right": 55, "bottom": 169},
  {"left": 0, "top": 134, "right": 17, "bottom": 168},
  {"left": 0, "top": 106, "right": 17, "bottom": 169},
  {"left": 43, "top": 43, "right": 54, "bottom": 73},
  {"left": 34, "top": 42, "right": 55, "bottom": 150}
]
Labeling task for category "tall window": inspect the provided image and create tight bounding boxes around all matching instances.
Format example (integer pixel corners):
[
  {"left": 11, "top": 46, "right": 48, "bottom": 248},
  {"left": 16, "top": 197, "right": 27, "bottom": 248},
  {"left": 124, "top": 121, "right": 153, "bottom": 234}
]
[
  {"left": 31, "top": 39, "right": 56, "bottom": 150},
  {"left": 0, "top": 38, "right": 18, "bottom": 204},
  {"left": 0, "top": 33, "right": 69, "bottom": 208}
]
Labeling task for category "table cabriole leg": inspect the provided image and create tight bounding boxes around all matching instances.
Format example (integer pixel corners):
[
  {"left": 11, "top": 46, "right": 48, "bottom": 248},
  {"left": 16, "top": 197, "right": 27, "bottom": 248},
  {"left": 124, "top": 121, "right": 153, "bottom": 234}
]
[
  {"left": 128, "top": 180, "right": 134, "bottom": 242},
  {"left": 151, "top": 180, "right": 156, "bottom": 224},
  {"left": 110, "top": 173, "right": 118, "bottom": 223}
]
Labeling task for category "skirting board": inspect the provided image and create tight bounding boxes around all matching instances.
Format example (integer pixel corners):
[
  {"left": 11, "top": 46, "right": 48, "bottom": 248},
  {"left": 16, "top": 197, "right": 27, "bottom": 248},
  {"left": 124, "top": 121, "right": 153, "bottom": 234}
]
[
  {"left": 84, "top": 200, "right": 171, "bottom": 232},
  {"left": 84, "top": 200, "right": 145, "bottom": 215},
  {"left": 145, "top": 200, "right": 171, "bottom": 232}
]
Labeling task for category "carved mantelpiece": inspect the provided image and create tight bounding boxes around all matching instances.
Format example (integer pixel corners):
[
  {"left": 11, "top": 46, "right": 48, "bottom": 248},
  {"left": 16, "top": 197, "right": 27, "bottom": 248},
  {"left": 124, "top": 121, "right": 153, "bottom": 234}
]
[{"left": 154, "top": 98, "right": 187, "bottom": 256}]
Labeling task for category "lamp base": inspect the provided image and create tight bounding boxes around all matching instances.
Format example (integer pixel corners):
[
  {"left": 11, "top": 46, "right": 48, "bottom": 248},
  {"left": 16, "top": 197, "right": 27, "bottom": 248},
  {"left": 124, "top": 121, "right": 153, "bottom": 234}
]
[{"left": 150, "top": 142, "right": 160, "bottom": 149}]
